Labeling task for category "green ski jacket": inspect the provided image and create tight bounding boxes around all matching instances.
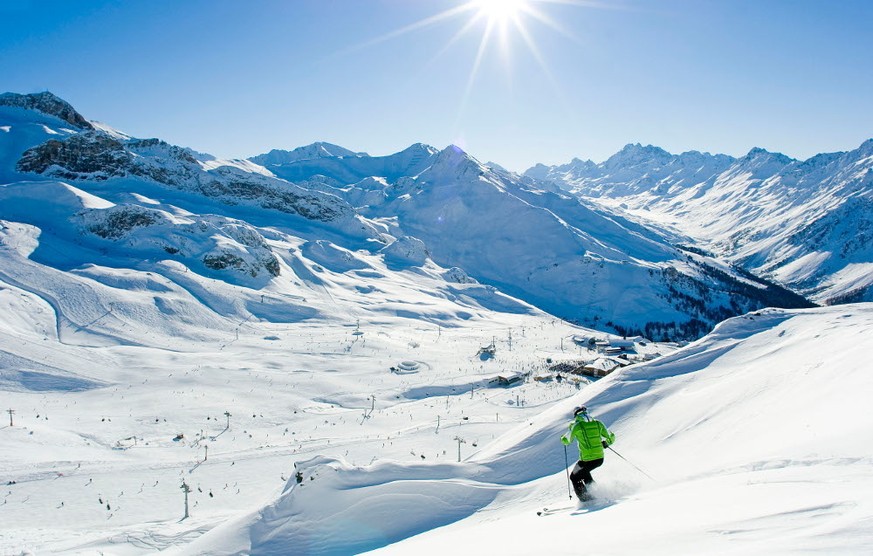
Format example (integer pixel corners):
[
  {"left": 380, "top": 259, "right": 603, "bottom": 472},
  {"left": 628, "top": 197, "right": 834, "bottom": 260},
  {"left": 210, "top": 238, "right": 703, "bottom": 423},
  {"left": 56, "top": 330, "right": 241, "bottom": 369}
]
[{"left": 561, "top": 416, "right": 615, "bottom": 461}]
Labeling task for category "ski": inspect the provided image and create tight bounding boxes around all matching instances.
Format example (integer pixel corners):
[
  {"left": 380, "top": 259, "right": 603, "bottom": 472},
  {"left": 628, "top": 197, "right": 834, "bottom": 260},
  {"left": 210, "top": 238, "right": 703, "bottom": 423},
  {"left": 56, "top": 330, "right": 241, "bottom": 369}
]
[
  {"left": 536, "top": 505, "right": 576, "bottom": 516},
  {"left": 537, "top": 498, "right": 603, "bottom": 516}
]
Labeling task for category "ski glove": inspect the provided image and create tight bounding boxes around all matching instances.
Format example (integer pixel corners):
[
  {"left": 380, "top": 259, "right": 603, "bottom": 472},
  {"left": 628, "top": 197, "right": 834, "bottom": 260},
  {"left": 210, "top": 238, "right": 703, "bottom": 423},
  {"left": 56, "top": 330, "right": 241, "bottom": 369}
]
[
  {"left": 561, "top": 435, "right": 570, "bottom": 445},
  {"left": 602, "top": 440, "right": 610, "bottom": 448}
]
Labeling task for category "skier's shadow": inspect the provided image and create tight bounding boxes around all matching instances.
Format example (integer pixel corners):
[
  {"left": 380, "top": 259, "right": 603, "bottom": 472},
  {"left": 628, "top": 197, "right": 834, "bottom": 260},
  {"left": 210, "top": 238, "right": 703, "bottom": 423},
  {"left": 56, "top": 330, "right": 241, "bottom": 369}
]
[{"left": 570, "top": 498, "right": 617, "bottom": 516}]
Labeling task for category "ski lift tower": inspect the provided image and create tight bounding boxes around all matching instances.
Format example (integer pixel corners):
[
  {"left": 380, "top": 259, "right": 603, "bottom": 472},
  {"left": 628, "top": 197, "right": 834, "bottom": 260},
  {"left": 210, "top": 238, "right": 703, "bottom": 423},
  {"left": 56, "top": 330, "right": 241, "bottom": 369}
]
[
  {"left": 180, "top": 480, "right": 191, "bottom": 519},
  {"left": 454, "top": 436, "right": 466, "bottom": 462}
]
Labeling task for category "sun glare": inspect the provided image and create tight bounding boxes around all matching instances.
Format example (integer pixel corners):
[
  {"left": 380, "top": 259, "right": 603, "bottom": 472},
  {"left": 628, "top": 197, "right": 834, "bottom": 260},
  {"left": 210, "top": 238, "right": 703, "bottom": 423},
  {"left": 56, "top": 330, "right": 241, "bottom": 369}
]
[
  {"left": 473, "top": 0, "right": 529, "bottom": 23},
  {"left": 344, "top": 0, "right": 589, "bottom": 125}
]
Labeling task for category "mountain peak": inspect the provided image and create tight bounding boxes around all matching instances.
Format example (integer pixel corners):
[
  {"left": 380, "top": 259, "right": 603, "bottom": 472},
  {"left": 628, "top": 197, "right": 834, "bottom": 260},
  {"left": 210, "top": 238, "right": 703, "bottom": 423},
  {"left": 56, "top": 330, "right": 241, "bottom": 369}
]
[
  {"left": 398, "top": 143, "right": 439, "bottom": 157},
  {"left": 249, "top": 142, "right": 366, "bottom": 167},
  {"left": 741, "top": 147, "right": 794, "bottom": 165},
  {"left": 435, "top": 144, "right": 478, "bottom": 166},
  {"left": 307, "top": 142, "right": 364, "bottom": 158},
  {"left": 0, "top": 91, "right": 93, "bottom": 129},
  {"left": 421, "top": 144, "right": 484, "bottom": 180},
  {"left": 440, "top": 144, "right": 466, "bottom": 156},
  {"left": 604, "top": 143, "right": 673, "bottom": 167},
  {"left": 523, "top": 157, "right": 596, "bottom": 181},
  {"left": 570, "top": 156, "right": 594, "bottom": 165},
  {"left": 620, "top": 143, "right": 670, "bottom": 156}
]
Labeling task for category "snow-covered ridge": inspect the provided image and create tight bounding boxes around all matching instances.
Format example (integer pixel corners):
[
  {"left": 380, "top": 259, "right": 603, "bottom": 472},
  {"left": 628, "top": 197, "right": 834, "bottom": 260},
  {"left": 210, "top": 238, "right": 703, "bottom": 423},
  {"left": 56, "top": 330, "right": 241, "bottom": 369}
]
[
  {"left": 528, "top": 140, "right": 873, "bottom": 304},
  {"left": 249, "top": 142, "right": 368, "bottom": 166},
  {"left": 0, "top": 181, "right": 281, "bottom": 287},
  {"left": 252, "top": 142, "right": 440, "bottom": 184}
]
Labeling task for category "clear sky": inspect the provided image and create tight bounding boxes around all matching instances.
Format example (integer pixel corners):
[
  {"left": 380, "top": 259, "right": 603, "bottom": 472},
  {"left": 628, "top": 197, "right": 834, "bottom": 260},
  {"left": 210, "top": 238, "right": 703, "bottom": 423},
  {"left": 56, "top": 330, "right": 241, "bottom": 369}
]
[{"left": 2, "top": 0, "right": 872, "bottom": 171}]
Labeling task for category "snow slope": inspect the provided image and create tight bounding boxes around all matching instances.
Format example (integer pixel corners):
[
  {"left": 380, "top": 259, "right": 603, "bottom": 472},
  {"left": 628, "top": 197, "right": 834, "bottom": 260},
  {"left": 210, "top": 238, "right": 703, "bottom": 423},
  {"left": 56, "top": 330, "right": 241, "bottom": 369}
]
[
  {"left": 1, "top": 195, "right": 630, "bottom": 554},
  {"left": 179, "top": 304, "right": 873, "bottom": 555},
  {"left": 528, "top": 141, "right": 873, "bottom": 305}
]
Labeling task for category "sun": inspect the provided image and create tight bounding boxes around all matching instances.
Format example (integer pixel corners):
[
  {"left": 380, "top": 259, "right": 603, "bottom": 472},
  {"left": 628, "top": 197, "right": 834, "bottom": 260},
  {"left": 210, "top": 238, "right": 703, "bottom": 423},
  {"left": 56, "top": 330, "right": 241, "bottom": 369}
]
[
  {"left": 472, "top": 0, "right": 530, "bottom": 23},
  {"left": 342, "top": 0, "right": 587, "bottom": 122}
]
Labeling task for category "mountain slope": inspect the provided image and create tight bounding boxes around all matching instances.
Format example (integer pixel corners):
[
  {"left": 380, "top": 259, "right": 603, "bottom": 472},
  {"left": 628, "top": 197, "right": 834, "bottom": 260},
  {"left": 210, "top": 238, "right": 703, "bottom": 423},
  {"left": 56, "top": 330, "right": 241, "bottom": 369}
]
[
  {"left": 527, "top": 141, "right": 873, "bottom": 305},
  {"left": 177, "top": 303, "right": 873, "bottom": 555}
]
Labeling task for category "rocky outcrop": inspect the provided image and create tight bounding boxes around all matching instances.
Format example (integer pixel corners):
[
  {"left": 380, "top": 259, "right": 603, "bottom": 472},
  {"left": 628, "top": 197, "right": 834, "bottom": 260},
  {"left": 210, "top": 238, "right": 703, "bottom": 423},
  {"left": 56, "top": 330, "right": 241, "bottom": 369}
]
[
  {"left": 0, "top": 91, "right": 94, "bottom": 129},
  {"left": 17, "top": 132, "right": 132, "bottom": 179},
  {"left": 78, "top": 205, "right": 282, "bottom": 280},
  {"left": 16, "top": 131, "right": 353, "bottom": 223},
  {"left": 86, "top": 205, "right": 160, "bottom": 239},
  {"left": 16, "top": 132, "right": 199, "bottom": 183},
  {"left": 196, "top": 168, "right": 348, "bottom": 222}
]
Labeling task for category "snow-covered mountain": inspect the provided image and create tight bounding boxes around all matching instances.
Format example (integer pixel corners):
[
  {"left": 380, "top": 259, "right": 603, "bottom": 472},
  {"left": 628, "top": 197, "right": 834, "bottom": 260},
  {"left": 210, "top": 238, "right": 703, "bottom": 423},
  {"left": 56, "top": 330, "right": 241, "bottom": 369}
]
[
  {"left": 250, "top": 140, "right": 812, "bottom": 341},
  {"left": 1, "top": 91, "right": 812, "bottom": 342},
  {"left": 2, "top": 93, "right": 545, "bottom": 347},
  {"left": 1, "top": 110, "right": 366, "bottom": 233},
  {"left": 2, "top": 92, "right": 871, "bottom": 555},
  {"left": 254, "top": 142, "right": 440, "bottom": 185},
  {"left": 526, "top": 141, "right": 873, "bottom": 305},
  {"left": 249, "top": 142, "right": 366, "bottom": 167}
]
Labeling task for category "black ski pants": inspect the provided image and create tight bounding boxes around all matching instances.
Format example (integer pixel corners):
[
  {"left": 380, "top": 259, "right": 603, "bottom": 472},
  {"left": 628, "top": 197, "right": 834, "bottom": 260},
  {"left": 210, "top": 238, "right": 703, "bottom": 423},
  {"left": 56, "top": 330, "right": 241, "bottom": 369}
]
[{"left": 570, "top": 458, "right": 603, "bottom": 497}]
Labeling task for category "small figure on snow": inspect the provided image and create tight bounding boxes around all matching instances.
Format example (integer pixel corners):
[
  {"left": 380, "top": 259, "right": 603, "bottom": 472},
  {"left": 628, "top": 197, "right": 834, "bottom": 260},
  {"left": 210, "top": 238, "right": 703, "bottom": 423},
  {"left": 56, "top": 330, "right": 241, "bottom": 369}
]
[{"left": 561, "top": 405, "right": 615, "bottom": 501}]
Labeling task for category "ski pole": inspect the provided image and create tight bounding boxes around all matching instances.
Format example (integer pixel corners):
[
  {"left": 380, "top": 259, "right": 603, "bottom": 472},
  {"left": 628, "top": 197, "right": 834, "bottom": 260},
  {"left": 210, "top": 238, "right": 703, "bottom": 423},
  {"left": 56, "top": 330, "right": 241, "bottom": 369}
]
[
  {"left": 608, "top": 445, "right": 656, "bottom": 481},
  {"left": 563, "top": 443, "right": 573, "bottom": 499},
  {"left": 587, "top": 409, "right": 656, "bottom": 482}
]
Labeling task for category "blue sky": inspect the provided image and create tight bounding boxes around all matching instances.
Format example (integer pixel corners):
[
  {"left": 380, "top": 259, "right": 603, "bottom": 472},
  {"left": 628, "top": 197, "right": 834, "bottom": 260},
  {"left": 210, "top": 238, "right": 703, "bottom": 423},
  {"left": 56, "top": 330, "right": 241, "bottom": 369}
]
[{"left": 2, "top": 0, "right": 872, "bottom": 170}]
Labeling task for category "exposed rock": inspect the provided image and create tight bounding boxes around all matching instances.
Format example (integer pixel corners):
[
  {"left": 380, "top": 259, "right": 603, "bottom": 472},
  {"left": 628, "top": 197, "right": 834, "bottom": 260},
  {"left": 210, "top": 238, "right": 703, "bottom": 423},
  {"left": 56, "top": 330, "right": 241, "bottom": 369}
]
[
  {"left": 77, "top": 206, "right": 282, "bottom": 280},
  {"left": 203, "top": 253, "right": 247, "bottom": 272},
  {"left": 442, "top": 267, "right": 477, "bottom": 284},
  {"left": 0, "top": 91, "right": 94, "bottom": 129},
  {"left": 16, "top": 132, "right": 352, "bottom": 223},
  {"left": 87, "top": 206, "right": 161, "bottom": 239},
  {"left": 17, "top": 133, "right": 130, "bottom": 179},
  {"left": 262, "top": 255, "right": 281, "bottom": 277}
]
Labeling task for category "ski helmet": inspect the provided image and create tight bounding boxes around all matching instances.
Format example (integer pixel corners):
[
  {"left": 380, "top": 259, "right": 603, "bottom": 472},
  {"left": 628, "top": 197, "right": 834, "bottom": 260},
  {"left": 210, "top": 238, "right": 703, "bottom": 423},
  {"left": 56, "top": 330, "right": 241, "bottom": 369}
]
[{"left": 573, "top": 405, "right": 588, "bottom": 417}]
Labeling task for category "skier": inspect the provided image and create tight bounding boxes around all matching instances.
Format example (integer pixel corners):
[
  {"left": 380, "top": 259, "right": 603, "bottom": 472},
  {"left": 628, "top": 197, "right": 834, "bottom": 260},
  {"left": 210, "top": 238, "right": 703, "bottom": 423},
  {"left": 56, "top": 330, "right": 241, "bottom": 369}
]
[{"left": 561, "top": 405, "right": 615, "bottom": 501}]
